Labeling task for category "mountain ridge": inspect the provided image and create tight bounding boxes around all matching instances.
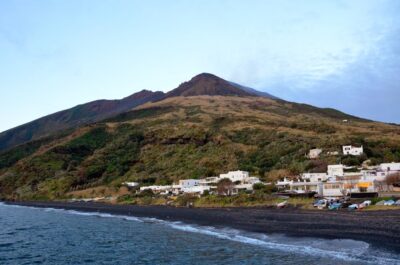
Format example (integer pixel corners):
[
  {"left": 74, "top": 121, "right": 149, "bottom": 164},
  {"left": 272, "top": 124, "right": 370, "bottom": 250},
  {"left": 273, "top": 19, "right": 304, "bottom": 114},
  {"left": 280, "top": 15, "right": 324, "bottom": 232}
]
[
  {"left": 0, "top": 90, "right": 165, "bottom": 152},
  {"left": 0, "top": 73, "right": 279, "bottom": 152}
]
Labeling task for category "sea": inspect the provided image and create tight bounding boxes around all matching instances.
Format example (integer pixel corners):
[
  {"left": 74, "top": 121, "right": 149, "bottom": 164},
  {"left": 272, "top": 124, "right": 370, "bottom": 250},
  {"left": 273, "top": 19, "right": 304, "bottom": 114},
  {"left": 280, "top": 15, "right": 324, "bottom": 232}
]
[{"left": 0, "top": 202, "right": 399, "bottom": 265}]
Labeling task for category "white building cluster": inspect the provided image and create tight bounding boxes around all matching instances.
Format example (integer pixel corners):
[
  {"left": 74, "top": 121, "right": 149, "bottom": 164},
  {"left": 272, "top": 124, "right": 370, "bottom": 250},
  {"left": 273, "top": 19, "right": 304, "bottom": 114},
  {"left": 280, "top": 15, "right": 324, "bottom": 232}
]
[
  {"left": 139, "top": 170, "right": 262, "bottom": 196},
  {"left": 276, "top": 162, "right": 400, "bottom": 198},
  {"left": 307, "top": 145, "right": 364, "bottom": 159}
]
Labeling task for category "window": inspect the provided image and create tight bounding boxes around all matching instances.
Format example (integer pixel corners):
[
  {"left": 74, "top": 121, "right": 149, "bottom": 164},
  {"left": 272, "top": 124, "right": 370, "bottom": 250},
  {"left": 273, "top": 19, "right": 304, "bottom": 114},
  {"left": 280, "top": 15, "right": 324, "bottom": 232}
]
[{"left": 324, "top": 184, "right": 341, "bottom": 189}]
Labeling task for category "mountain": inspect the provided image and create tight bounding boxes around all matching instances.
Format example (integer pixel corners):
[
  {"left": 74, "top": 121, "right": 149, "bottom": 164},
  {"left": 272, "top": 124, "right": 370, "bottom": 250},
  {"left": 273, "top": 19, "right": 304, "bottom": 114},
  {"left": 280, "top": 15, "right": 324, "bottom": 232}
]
[
  {"left": 0, "top": 73, "right": 277, "bottom": 152},
  {"left": 164, "top": 73, "right": 261, "bottom": 98},
  {"left": 0, "top": 90, "right": 165, "bottom": 152},
  {"left": 1, "top": 73, "right": 400, "bottom": 200}
]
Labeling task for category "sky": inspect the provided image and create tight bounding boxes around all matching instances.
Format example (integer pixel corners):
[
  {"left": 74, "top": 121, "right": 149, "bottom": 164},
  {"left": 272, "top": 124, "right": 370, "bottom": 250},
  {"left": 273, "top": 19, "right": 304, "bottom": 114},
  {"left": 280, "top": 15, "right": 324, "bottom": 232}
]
[{"left": 1, "top": 0, "right": 399, "bottom": 132}]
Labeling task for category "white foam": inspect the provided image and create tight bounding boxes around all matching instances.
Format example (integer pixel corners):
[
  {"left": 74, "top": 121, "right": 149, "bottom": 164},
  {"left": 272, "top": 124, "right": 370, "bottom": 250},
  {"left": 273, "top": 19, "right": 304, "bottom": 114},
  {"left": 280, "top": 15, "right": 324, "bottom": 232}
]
[
  {"left": 63, "top": 209, "right": 144, "bottom": 222},
  {"left": 167, "top": 223, "right": 400, "bottom": 264},
  {"left": 167, "top": 222, "right": 363, "bottom": 262}
]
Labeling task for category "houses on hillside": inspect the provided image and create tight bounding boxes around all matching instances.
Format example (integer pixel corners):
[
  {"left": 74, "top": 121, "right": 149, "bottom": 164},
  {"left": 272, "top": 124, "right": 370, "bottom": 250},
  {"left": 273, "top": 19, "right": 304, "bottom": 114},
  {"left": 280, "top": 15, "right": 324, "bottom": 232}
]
[
  {"left": 138, "top": 170, "right": 263, "bottom": 196},
  {"left": 276, "top": 162, "right": 400, "bottom": 198},
  {"left": 128, "top": 141, "right": 398, "bottom": 200},
  {"left": 134, "top": 161, "right": 400, "bottom": 199}
]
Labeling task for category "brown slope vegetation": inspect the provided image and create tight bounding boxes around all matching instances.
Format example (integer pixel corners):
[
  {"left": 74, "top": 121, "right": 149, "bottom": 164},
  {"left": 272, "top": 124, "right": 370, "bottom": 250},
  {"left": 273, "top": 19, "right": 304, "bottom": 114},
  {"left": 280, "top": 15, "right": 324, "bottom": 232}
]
[
  {"left": 0, "top": 90, "right": 165, "bottom": 152},
  {"left": 1, "top": 96, "right": 400, "bottom": 200}
]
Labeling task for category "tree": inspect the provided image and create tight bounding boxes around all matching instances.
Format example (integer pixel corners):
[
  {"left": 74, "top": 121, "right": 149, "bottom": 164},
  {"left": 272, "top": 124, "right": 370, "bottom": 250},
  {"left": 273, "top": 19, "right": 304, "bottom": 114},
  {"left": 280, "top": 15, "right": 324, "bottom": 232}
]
[
  {"left": 139, "top": 189, "right": 154, "bottom": 197},
  {"left": 217, "top": 178, "right": 234, "bottom": 196},
  {"left": 253, "top": 183, "right": 266, "bottom": 191}
]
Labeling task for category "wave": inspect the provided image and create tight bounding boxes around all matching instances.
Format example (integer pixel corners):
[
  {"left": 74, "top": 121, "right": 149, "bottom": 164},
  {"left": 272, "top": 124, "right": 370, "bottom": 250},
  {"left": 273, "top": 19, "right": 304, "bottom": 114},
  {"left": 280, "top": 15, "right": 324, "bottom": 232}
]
[
  {"left": 42, "top": 207, "right": 144, "bottom": 222},
  {"left": 1, "top": 203, "right": 399, "bottom": 264},
  {"left": 166, "top": 222, "right": 400, "bottom": 264}
]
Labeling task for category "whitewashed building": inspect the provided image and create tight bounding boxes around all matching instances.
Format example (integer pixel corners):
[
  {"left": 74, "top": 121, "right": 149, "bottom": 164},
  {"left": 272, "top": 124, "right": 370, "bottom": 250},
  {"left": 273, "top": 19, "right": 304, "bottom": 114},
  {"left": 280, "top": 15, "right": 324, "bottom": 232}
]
[
  {"left": 182, "top": 185, "right": 210, "bottom": 195},
  {"left": 140, "top": 185, "right": 172, "bottom": 194},
  {"left": 301, "top": 173, "right": 328, "bottom": 182},
  {"left": 179, "top": 179, "right": 200, "bottom": 188},
  {"left": 379, "top": 162, "right": 400, "bottom": 172},
  {"left": 327, "top": 164, "right": 344, "bottom": 179},
  {"left": 322, "top": 182, "right": 344, "bottom": 197},
  {"left": 198, "top": 177, "right": 220, "bottom": 186},
  {"left": 219, "top": 170, "right": 249, "bottom": 183},
  {"left": 308, "top": 148, "right": 322, "bottom": 159},
  {"left": 361, "top": 170, "right": 387, "bottom": 182},
  {"left": 342, "top": 145, "right": 363, "bottom": 156},
  {"left": 289, "top": 180, "right": 323, "bottom": 194}
]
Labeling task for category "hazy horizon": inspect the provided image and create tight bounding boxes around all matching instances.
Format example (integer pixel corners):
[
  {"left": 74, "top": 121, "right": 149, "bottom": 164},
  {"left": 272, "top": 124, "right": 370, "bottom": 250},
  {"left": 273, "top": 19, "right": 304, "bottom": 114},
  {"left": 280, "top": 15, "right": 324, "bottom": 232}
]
[{"left": 1, "top": 0, "right": 400, "bottom": 132}]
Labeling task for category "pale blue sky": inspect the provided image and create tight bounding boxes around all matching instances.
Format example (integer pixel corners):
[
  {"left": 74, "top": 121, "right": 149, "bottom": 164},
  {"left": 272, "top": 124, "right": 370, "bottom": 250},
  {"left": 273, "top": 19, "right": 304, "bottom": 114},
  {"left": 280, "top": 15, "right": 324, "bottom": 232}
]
[{"left": 1, "top": 0, "right": 399, "bottom": 132}]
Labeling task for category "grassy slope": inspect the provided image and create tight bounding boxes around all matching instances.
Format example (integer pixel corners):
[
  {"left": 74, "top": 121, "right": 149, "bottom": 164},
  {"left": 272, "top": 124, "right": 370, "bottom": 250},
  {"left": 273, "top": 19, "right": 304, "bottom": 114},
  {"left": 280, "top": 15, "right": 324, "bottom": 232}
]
[{"left": 1, "top": 96, "right": 400, "bottom": 200}]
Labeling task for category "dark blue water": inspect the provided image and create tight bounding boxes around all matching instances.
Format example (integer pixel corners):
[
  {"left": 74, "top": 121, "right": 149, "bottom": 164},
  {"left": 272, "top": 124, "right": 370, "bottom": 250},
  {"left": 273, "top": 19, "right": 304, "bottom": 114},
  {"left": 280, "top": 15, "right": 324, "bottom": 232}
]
[{"left": 0, "top": 203, "right": 399, "bottom": 265}]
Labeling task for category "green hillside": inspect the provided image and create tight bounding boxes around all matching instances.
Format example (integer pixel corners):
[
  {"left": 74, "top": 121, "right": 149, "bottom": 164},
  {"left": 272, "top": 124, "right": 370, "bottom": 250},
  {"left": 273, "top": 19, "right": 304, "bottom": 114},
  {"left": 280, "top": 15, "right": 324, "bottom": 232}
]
[{"left": 1, "top": 95, "right": 400, "bottom": 200}]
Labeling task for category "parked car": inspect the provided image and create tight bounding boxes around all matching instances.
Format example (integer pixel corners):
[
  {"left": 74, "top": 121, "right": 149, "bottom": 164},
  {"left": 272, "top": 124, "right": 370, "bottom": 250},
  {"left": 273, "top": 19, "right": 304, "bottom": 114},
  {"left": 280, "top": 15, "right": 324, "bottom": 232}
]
[
  {"left": 358, "top": 203, "right": 366, "bottom": 210},
  {"left": 348, "top": 204, "right": 359, "bottom": 211},
  {"left": 362, "top": 200, "right": 372, "bottom": 206},
  {"left": 277, "top": 201, "right": 287, "bottom": 209},
  {"left": 384, "top": 200, "right": 395, "bottom": 206},
  {"left": 313, "top": 199, "right": 327, "bottom": 209},
  {"left": 328, "top": 202, "right": 342, "bottom": 210}
]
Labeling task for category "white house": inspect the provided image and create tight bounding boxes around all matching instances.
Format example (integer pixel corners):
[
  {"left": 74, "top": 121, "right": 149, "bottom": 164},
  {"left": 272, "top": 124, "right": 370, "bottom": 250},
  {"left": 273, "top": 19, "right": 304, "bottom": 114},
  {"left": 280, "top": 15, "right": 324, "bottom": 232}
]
[
  {"left": 301, "top": 173, "right": 328, "bottom": 182},
  {"left": 361, "top": 170, "right": 387, "bottom": 182},
  {"left": 327, "top": 164, "right": 344, "bottom": 179},
  {"left": 322, "top": 181, "right": 344, "bottom": 197},
  {"left": 289, "top": 180, "right": 323, "bottom": 195},
  {"left": 179, "top": 179, "right": 200, "bottom": 188},
  {"left": 219, "top": 170, "right": 249, "bottom": 183},
  {"left": 140, "top": 185, "right": 172, "bottom": 194},
  {"left": 182, "top": 186, "right": 210, "bottom": 195},
  {"left": 379, "top": 162, "right": 400, "bottom": 172},
  {"left": 198, "top": 176, "right": 220, "bottom": 186},
  {"left": 342, "top": 145, "right": 363, "bottom": 156},
  {"left": 308, "top": 148, "right": 322, "bottom": 159}
]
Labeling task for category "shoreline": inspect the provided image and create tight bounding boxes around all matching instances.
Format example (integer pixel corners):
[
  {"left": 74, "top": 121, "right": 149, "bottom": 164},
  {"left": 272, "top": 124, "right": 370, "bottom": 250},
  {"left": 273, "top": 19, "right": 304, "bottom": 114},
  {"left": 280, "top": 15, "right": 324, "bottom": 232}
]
[{"left": 4, "top": 200, "right": 400, "bottom": 253}]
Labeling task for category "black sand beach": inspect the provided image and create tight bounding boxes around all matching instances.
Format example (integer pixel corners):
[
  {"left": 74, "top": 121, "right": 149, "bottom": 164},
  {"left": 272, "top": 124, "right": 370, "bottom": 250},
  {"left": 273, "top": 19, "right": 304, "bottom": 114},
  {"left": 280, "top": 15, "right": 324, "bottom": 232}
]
[{"left": 5, "top": 201, "right": 400, "bottom": 252}]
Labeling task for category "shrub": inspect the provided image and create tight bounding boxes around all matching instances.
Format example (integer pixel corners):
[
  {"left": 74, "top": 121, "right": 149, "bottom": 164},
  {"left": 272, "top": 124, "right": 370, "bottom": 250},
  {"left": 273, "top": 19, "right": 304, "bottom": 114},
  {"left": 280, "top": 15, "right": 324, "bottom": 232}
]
[
  {"left": 176, "top": 194, "right": 197, "bottom": 207},
  {"left": 138, "top": 189, "right": 154, "bottom": 197}
]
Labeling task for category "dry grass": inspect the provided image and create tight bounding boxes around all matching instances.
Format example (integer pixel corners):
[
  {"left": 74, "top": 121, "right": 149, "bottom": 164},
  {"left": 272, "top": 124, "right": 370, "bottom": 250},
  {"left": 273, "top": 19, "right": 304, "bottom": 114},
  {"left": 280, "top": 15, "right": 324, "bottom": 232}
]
[
  {"left": 67, "top": 186, "right": 130, "bottom": 198},
  {"left": 135, "top": 95, "right": 400, "bottom": 143}
]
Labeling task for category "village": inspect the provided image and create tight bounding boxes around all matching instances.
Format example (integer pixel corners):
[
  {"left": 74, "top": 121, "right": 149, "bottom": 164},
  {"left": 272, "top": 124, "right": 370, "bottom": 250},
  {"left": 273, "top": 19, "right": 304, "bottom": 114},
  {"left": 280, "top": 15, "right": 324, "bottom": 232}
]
[{"left": 119, "top": 145, "right": 400, "bottom": 210}]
